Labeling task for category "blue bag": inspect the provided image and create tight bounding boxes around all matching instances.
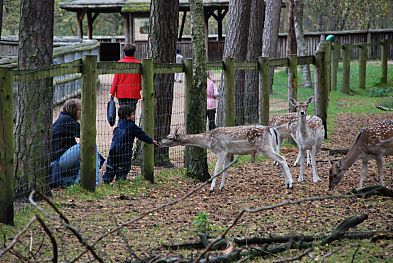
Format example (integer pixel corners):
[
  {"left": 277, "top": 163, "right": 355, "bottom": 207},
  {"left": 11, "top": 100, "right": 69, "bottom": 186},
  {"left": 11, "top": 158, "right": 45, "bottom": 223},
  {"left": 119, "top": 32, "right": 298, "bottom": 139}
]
[{"left": 107, "top": 96, "right": 116, "bottom": 126}]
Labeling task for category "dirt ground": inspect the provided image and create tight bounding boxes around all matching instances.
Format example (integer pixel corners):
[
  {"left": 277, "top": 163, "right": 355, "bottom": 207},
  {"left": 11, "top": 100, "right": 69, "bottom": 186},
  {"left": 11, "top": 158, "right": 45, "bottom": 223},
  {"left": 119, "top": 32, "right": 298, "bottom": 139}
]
[{"left": 5, "top": 112, "right": 388, "bottom": 262}]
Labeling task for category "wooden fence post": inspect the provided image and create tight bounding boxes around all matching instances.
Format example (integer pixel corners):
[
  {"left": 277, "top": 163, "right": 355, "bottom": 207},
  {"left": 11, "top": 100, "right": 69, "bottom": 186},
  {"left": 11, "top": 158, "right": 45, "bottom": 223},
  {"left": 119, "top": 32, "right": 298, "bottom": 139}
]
[
  {"left": 367, "top": 32, "right": 372, "bottom": 59},
  {"left": 381, "top": 39, "right": 388, "bottom": 85},
  {"left": 359, "top": 44, "right": 367, "bottom": 89},
  {"left": 342, "top": 45, "right": 351, "bottom": 94},
  {"left": 141, "top": 58, "right": 154, "bottom": 183},
  {"left": 184, "top": 58, "right": 193, "bottom": 124},
  {"left": 331, "top": 43, "right": 339, "bottom": 91},
  {"left": 288, "top": 54, "right": 298, "bottom": 112},
  {"left": 325, "top": 41, "right": 331, "bottom": 92},
  {"left": 224, "top": 57, "right": 235, "bottom": 127},
  {"left": 259, "top": 57, "right": 270, "bottom": 125},
  {"left": 314, "top": 43, "right": 328, "bottom": 139},
  {"left": 81, "top": 56, "right": 97, "bottom": 192},
  {"left": 0, "top": 67, "right": 15, "bottom": 225}
]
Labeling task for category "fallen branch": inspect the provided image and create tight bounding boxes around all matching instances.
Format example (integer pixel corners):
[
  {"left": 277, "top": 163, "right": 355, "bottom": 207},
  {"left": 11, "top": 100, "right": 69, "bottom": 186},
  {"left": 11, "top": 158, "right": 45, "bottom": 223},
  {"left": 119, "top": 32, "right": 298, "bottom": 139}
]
[
  {"left": 351, "top": 185, "right": 393, "bottom": 198},
  {"left": 86, "top": 157, "right": 239, "bottom": 251},
  {"left": 29, "top": 191, "right": 105, "bottom": 263},
  {"left": 320, "top": 214, "right": 368, "bottom": 246},
  {"left": 272, "top": 248, "right": 313, "bottom": 263},
  {"left": 328, "top": 148, "right": 349, "bottom": 156},
  {"left": 0, "top": 216, "right": 37, "bottom": 257},
  {"left": 193, "top": 194, "right": 357, "bottom": 263},
  {"left": 35, "top": 215, "right": 58, "bottom": 263}
]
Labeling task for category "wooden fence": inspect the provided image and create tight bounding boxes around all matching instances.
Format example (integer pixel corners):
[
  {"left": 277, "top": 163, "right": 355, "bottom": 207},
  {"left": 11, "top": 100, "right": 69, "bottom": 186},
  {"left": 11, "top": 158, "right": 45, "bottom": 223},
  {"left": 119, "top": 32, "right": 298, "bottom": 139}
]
[
  {"left": 98, "top": 29, "right": 393, "bottom": 61},
  {"left": 1, "top": 39, "right": 392, "bottom": 225}
]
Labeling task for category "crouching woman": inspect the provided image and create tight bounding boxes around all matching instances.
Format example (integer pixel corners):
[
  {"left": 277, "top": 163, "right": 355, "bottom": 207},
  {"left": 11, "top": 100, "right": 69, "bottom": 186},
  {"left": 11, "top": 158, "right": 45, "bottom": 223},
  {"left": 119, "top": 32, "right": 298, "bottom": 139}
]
[
  {"left": 50, "top": 99, "right": 102, "bottom": 187},
  {"left": 103, "top": 105, "right": 159, "bottom": 183}
]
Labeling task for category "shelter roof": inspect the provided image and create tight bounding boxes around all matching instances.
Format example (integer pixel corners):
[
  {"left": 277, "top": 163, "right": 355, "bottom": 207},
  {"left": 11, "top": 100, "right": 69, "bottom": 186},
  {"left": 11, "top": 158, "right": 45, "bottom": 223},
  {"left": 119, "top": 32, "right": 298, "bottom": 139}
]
[{"left": 60, "top": 0, "right": 229, "bottom": 12}]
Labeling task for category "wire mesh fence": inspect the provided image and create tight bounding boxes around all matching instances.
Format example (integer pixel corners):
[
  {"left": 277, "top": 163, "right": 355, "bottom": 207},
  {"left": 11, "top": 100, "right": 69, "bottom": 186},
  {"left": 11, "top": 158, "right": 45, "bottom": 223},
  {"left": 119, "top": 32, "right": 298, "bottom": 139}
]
[{"left": 2, "top": 39, "right": 392, "bottom": 210}]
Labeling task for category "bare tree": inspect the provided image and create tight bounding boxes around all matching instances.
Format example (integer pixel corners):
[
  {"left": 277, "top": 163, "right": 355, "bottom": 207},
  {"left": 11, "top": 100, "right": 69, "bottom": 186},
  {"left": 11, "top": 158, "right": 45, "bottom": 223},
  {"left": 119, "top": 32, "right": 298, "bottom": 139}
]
[
  {"left": 217, "top": 0, "right": 252, "bottom": 126},
  {"left": 0, "top": 0, "right": 4, "bottom": 38},
  {"left": 14, "top": 0, "right": 54, "bottom": 197},
  {"left": 244, "top": 0, "right": 264, "bottom": 124},
  {"left": 262, "top": 0, "right": 282, "bottom": 93},
  {"left": 148, "top": 0, "right": 178, "bottom": 166},
  {"left": 294, "top": 0, "right": 312, "bottom": 88},
  {"left": 185, "top": 0, "right": 210, "bottom": 181},
  {"left": 287, "top": 0, "right": 297, "bottom": 112}
]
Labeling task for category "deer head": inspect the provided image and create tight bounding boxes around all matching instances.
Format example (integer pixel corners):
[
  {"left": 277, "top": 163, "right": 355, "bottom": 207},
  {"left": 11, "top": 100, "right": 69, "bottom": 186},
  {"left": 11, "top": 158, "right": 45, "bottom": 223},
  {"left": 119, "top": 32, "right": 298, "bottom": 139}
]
[
  {"left": 328, "top": 160, "right": 344, "bottom": 190},
  {"left": 160, "top": 127, "right": 181, "bottom": 147},
  {"left": 289, "top": 97, "right": 313, "bottom": 117}
]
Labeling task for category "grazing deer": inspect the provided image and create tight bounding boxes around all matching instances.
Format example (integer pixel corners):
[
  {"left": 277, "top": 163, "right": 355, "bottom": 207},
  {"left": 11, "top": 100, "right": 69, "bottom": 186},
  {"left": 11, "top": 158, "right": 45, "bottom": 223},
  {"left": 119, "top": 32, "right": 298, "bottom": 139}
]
[
  {"left": 160, "top": 126, "right": 293, "bottom": 192},
  {"left": 329, "top": 120, "right": 393, "bottom": 190},
  {"left": 269, "top": 113, "right": 310, "bottom": 166},
  {"left": 289, "top": 97, "right": 325, "bottom": 183}
]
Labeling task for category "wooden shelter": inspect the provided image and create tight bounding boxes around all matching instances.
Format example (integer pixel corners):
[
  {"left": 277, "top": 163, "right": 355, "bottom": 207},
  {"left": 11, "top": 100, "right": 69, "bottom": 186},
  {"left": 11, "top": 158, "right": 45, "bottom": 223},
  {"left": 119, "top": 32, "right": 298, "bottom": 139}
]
[{"left": 59, "top": 0, "right": 229, "bottom": 43}]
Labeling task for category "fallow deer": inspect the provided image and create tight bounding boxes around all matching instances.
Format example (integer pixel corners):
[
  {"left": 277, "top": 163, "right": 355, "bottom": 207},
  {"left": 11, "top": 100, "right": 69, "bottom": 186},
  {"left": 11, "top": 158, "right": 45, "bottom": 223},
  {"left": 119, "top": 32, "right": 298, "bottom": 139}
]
[
  {"left": 269, "top": 113, "right": 310, "bottom": 166},
  {"left": 329, "top": 120, "right": 393, "bottom": 190},
  {"left": 289, "top": 97, "right": 325, "bottom": 183},
  {"left": 160, "top": 126, "right": 293, "bottom": 192}
]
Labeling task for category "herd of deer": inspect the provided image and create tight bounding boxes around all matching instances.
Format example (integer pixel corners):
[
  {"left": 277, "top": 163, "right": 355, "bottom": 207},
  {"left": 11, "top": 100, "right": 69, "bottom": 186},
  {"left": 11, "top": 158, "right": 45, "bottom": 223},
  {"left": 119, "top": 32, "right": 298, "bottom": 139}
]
[{"left": 160, "top": 97, "right": 393, "bottom": 192}]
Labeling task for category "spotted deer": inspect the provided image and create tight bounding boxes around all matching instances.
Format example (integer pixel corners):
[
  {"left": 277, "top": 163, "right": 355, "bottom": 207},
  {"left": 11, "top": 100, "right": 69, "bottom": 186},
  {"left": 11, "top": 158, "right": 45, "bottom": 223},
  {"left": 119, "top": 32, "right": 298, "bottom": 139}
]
[
  {"left": 269, "top": 113, "right": 310, "bottom": 166},
  {"left": 329, "top": 120, "right": 393, "bottom": 190},
  {"left": 289, "top": 97, "right": 325, "bottom": 183},
  {"left": 160, "top": 126, "right": 293, "bottom": 192}
]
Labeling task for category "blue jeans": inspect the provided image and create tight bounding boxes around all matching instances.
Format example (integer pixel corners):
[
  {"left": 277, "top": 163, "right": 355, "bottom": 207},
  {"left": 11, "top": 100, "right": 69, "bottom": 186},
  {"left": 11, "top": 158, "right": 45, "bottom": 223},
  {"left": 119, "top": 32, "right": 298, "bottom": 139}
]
[{"left": 50, "top": 144, "right": 100, "bottom": 187}]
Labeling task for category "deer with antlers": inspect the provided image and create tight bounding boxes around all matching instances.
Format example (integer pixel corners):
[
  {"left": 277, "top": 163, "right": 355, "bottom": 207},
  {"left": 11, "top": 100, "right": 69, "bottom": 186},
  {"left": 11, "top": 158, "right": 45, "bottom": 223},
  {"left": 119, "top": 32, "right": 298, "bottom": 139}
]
[
  {"left": 329, "top": 120, "right": 393, "bottom": 190},
  {"left": 160, "top": 126, "right": 293, "bottom": 192},
  {"left": 289, "top": 97, "right": 325, "bottom": 183}
]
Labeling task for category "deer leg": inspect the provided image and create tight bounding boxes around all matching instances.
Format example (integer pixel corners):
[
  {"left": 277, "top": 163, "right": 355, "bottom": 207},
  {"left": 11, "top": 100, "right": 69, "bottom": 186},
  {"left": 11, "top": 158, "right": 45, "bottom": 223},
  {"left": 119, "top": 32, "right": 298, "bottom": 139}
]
[
  {"left": 210, "top": 153, "right": 225, "bottom": 192},
  {"left": 359, "top": 159, "right": 368, "bottom": 189},
  {"left": 264, "top": 148, "right": 293, "bottom": 189},
  {"left": 376, "top": 154, "right": 385, "bottom": 186},
  {"left": 306, "top": 150, "right": 311, "bottom": 167},
  {"left": 298, "top": 149, "right": 305, "bottom": 182},
  {"left": 294, "top": 146, "right": 301, "bottom": 167},
  {"left": 274, "top": 136, "right": 282, "bottom": 166},
  {"left": 219, "top": 154, "right": 232, "bottom": 191},
  {"left": 311, "top": 146, "right": 321, "bottom": 183}
]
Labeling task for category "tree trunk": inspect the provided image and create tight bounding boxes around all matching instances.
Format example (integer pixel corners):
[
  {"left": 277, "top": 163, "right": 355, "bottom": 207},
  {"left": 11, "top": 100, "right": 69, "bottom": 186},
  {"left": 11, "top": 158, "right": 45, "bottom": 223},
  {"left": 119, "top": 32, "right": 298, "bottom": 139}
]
[
  {"left": 217, "top": 0, "right": 252, "bottom": 127},
  {"left": 0, "top": 0, "right": 3, "bottom": 39},
  {"left": 244, "top": 0, "right": 264, "bottom": 124},
  {"left": 185, "top": 0, "right": 210, "bottom": 182},
  {"left": 294, "top": 0, "right": 312, "bottom": 89},
  {"left": 287, "top": 0, "right": 297, "bottom": 112},
  {"left": 15, "top": 0, "right": 54, "bottom": 197},
  {"left": 147, "top": 0, "right": 178, "bottom": 166},
  {"left": 262, "top": 0, "right": 282, "bottom": 94}
]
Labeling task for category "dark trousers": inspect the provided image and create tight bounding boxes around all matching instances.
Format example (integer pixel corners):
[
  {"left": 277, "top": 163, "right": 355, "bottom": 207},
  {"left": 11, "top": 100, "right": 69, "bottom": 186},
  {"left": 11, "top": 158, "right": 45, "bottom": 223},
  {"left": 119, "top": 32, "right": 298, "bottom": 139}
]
[
  {"left": 103, "top": 163, "right": 131, "bottom": 183},
  {"left": 118, "top": 98, "right": 138, "bottom": 110},
  {"left": 206, "top": 109, "right": 216, "bottom": 130}
]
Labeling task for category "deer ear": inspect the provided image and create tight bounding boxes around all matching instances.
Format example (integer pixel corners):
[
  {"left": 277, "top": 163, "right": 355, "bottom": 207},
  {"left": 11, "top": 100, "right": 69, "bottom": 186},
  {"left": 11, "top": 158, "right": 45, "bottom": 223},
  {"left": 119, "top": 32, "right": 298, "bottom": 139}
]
[{"left": 306, "top": 96, "right": 314, "bottom": 104}]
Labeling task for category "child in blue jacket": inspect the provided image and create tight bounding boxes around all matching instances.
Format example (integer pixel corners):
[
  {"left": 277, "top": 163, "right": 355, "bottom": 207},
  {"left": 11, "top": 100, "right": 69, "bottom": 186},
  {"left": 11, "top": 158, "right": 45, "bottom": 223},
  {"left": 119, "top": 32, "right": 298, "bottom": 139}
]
[{"left": 103, "top": 105, "right": 159, "bottom": 183}]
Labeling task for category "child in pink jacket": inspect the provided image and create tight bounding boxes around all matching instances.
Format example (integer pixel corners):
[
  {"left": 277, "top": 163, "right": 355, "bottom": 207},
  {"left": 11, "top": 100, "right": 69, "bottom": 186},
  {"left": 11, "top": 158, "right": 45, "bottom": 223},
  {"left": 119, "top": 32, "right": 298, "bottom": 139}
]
[{"left": 206, "top": 71, "right": 219, "bottom": 130}]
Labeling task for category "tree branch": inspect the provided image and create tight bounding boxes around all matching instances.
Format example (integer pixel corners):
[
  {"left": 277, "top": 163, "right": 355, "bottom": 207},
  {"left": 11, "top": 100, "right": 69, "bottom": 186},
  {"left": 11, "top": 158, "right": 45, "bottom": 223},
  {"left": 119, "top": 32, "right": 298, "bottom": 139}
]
[{"left": 30, "top": 191, "right": 104, "bottom": 263}]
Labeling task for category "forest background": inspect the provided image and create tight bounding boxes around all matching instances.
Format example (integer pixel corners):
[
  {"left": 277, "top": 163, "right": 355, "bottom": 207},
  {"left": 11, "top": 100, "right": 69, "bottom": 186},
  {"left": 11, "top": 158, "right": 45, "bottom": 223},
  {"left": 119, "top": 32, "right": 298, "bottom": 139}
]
[{"left": 2, "top": 0, "right": 393, "bottom": 38}]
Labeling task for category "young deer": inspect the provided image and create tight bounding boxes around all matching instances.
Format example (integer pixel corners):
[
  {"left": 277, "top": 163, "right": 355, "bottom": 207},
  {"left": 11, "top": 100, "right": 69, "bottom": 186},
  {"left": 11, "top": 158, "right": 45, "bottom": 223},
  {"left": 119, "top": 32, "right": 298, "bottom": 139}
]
[
  {"left": 269, "top": 113, "right": 310, "bottom": 166},
  {"left": 329, "top": 120, "right": 393, "bottom": 190},
  {"left": 160, "top": 126, "right": 293, "bottom": 192},
  {"left": 289, "top": 97, "right": 325, "bottom": 183}
]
